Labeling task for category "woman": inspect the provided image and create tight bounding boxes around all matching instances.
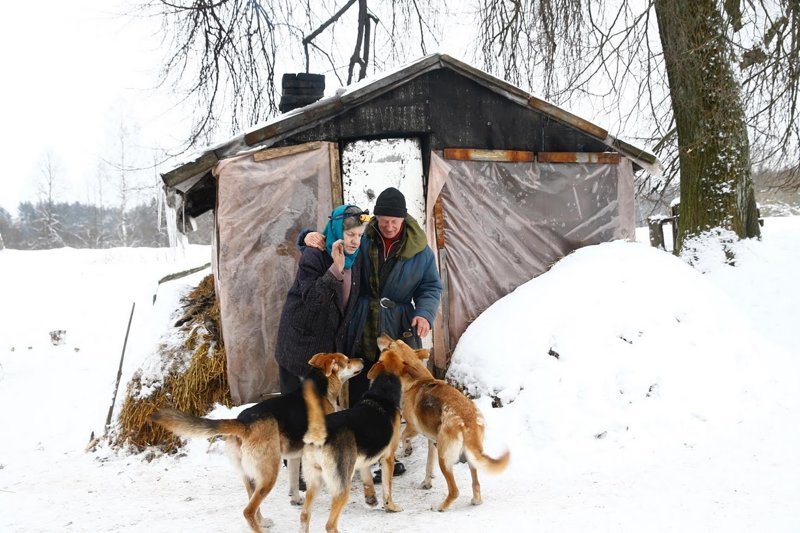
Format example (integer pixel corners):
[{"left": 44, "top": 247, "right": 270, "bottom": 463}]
[{"left": 274, "top": 204, "right": 369, "bottom": 393}]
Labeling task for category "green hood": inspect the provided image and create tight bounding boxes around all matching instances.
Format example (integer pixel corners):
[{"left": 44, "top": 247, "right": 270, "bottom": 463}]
[{"left": 366, "top": 214, "right": 428, "bottom": 259}]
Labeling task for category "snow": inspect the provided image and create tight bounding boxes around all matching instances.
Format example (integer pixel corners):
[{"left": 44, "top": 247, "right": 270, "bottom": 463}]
[{"left": 1, "top": 219, "right": 799, "bottom": 532}]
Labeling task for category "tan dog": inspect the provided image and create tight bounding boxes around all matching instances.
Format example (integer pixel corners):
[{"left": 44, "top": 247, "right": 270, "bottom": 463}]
[
  {"left": 372, "top": 334, "right": 510, "bottom": 511},
  {"left": 300, "top": 368, "right": 403, "bottom": 532},
  {"left": 151, "top": 352, "right": 363, "bottom": 533}
]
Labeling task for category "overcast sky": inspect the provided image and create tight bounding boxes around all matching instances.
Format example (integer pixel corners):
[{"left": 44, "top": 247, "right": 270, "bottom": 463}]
[
  {"left": 1, "top": 1, "right": 184, "bottom": 213},
  {"left": 0, "top": 2, "right": 532, "bottom": 215}
]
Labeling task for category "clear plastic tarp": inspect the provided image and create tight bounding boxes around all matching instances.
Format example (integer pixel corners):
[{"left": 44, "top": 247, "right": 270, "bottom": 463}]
[
  {"left": 426, "top": 152, "right": 634, "bottom": 369},
  {"left": 213, "top": 143, "right": 335, "bottom": 404}
]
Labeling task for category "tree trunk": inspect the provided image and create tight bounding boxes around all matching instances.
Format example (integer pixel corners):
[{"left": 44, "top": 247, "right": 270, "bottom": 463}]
[{"left": 654, "top": 0, "right": 761, "bottom": 255}]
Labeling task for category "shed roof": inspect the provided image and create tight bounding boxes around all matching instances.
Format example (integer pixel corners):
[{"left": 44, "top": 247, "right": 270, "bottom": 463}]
[{"left": 162, "top": 53, "right": 659, "bottom": 194}]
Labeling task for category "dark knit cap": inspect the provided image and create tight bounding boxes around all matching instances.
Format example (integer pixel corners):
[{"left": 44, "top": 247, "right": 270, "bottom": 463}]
[{"left": 373, "top": 187, "right": 407, "bottom": 218}]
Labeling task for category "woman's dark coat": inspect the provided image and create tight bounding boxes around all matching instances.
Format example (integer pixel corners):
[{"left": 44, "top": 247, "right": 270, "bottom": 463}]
[{"left": 274, "top": 247, "right": 361, "bottom": 378}]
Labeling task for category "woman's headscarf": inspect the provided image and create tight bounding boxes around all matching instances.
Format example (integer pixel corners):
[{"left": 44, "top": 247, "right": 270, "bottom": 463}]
[{"left": 322, "top": 204, "right": 363, "bottom": 270}]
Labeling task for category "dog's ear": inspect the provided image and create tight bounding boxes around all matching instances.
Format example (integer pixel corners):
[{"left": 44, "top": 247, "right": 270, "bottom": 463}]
[
  {"left": 402, "top": 362, "right": 426, "bottom": 380},
  {"left": 414, "top": 348, "right": 430, "bottom": 361},
  {"left": 367, "top": 361, "right": 385, "bottom": 380},
  {"left": 377, "top": 333, "right": 393, "bottom": 352},
  {"left": 307, "top": 353, "right": 324, "bottom": 368},
  {"left": 324, "top": 359, "right": 339, "bottom": 377}
]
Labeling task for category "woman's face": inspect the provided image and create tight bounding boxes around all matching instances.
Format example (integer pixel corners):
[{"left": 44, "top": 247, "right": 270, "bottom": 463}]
[{"left": 343, "top": 225, "right": 365, "bottom": 254}]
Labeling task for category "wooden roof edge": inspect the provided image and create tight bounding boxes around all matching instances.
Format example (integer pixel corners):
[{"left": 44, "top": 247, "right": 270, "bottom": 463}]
[
  {"left": 604, "top": 135, "right": 661, "bottom": 175},
  {"left": 438, "top": 54, "right": 532, "bottom": 103},
  {"left": 161, "top": 150, "right": 219, "bottom": 188},
  {"left": 528, "top": 96, "right": 609, "bottom": 140}
]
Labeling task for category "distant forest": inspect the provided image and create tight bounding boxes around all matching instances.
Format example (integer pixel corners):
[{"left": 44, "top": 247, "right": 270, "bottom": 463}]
[
  {"left": 0, "top": 199, "right": 213, "bottom": 250},
  {"left": 1, "top": 170, "right": 795, "bottom": 251}
]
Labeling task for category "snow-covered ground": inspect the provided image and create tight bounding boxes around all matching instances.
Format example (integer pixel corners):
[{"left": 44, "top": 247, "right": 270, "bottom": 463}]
[{"left": 1, "top": 219, "right": 798, "bottom": 532}]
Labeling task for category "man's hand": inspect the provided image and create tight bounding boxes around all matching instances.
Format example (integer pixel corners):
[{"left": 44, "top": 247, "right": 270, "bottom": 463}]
[
  {"left": 304, "top": 231, "right": 326, "bottom": 251},
  {"left": 411, "top": 316, "right": 431, "bottom": 337},
  {"left": 331, "top": 239, "right": 345, "bottom": 274}
]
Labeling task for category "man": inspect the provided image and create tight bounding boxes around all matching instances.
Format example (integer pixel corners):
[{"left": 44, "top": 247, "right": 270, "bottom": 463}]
[{"left": 304, "top": 187, "right": 442, "bottom": 478}]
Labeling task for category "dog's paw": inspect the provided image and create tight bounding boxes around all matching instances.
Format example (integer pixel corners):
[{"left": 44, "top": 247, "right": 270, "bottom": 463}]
[
  {"left": 470, "top": 496, "right": 483, "bottom": 506},
  {"left": 260, "top": 516, "right": 275, "bottom": 528},
  {"left": 403, "top": 446, "right": 413, "bottom": 457},
  {"left": 290, "top": 495, "right": 304, "bottom": 506},
  {"left": 420, "top": 480, "right": 432, "bottom": 490},
  {"left": 384, "top": 502, "right": 403, "bottom": 513},
  {"left": 365, "top": 494, "right": 378, "bottom": 507}
]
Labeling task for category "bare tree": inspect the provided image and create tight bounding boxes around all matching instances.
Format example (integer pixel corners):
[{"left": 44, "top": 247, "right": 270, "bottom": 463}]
[
  {"left": 477, "top": 0, "right": 799, "bottom": 254},
  {"left": 148, "top": 1, "right": 797, "bottom": 255},
  {"left": 34, "top": 151, "right": 66, "bottom": 249},
  {"left": 141, "top": 0, "right": 442, "bottom": 149}
]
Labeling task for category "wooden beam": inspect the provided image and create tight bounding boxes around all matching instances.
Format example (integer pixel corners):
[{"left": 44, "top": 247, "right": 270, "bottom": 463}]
[
  {"left": 528, "top": 96, "right": 609, "bottom": 140},
  {"left": 328, "top": 142, "right": 343, "bottom": 207},
  {"left": 537, "top": 152, "right": 621, "bottom": 164},
  {"left": 162, "top": 151, "right": 219, "bottom": 188},
  {"left": 244, "top": 99, "right": 345, "bottom": 146},
  {"left": 433, "top": 196, "right": 446, "bottom": 249},
  {"left": 611, "top": 137, "right": 660, "bottom": 166},
  {"left": 443, "top": 148, "right": 535, "bottom": 162},
  {"left": 252, "top": 141, "right": 322, "bottom": 162}
]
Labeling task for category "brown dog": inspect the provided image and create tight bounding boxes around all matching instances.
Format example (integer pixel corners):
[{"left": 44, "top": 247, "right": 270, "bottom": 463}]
[
  {"left": 299, "top": 368, "right": 403, "bottom": 533},
  {"left": 151, "top": 352, "right": 363, "bottom": 532},
  {"left": 371, "top": 334, "right": 510, "bottom": 511}
]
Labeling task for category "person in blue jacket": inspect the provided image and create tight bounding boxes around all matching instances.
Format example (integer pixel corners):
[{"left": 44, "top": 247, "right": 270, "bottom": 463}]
[
  {"left": 303, "top": 187, "right": 442, "bottom": 481},
  {"left": 304, "top": 187, "right": 442, "bottom": 402}
]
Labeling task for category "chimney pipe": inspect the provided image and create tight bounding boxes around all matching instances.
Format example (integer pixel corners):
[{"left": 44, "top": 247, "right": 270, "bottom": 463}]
[{"left": 280, "top": 73, "right": 325, "bottom": 113}]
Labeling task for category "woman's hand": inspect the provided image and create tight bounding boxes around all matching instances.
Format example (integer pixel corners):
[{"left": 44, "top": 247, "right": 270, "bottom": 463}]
[
  {"left": 304, "top": 231, "right": 326, "bottom": 251},
  {"left": 331, "top": 239, "right": 345, "bottom": 274}
]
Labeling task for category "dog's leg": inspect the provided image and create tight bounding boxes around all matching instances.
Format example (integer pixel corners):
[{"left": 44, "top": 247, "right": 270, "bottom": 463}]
[
  {"left": 287, "top": 457, "right": 303, "bottom": 505},
  {"left": 299, "top": 484, "right": 316, "bottom": 533},
  {"left": 325, "top": 489, "right": 350, "bottom": 533},
  {"left": 299, "top": 455, "right": 322, "bottom": 533},
  {"left": 358, "top": 465, "right": 378, "bottom": 506},
  {"left": 242, "top": 455, "right": 280, "bottom": 533},
  {"left": 433, "top": 448, "right": 460, "bottom": 512},
  {"left": 469, "top": 464, "right": 483, "bottom": 506},
  {"left": 421, "top": 440, "right": 436, "bottom": 489},
  {"left": 401, "top": 418, "right": 419, "bottom": 457},
  {"left": 380, "top": 455, "right": 403, "bottom": 512}
]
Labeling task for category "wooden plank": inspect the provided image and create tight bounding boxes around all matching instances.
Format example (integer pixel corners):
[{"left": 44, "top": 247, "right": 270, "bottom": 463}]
[
  {"left": 433, "top": 197, "right": 446, "bottom": 249},
  {"left": 162, "top": 151, "right": 219, "bottom": 188},
  {"left": 611, "top": 137, "right": 660, "bottom": 166},
  {"left": 340, "top": 55, "right": 441, "bottom": 105},
  {"left": 538, "top": 152, "right": 621, "bottom": 164},
  {"left": 436, "top": 248, "right": 452, "bottom": 376},
  {"left": 528, "top": 96, "right": 609, "bottom": 140},
  {"left": 328, "top": 142, "right": 343, "bottom": 207},
  {"left": 244, "top": 98, "right": 345, "bottom": 146},
  {"left": 440, "top": 54, "right": 532, "bottom": 102},
  {"left": 252, "top": 141, "right": 322, "bottom": 162},
  {"left": 443, "top": 148, "right": 535, "bottom": 162}
]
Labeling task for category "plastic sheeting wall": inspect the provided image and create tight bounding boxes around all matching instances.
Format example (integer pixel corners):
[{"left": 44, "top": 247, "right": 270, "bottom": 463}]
[
  {"left": 213, "top": 143, "right": 335, "bottom": 404},
  {"left": 427, "top": 152, "right": 634, "bottom": 367}
]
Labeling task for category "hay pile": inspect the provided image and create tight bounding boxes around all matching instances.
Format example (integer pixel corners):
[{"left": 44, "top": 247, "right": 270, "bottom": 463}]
[{"left": 110, "top": 274, "right": 232, "bottom": 453}]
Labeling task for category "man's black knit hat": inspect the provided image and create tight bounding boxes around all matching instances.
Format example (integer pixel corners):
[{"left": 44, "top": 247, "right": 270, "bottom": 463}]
[{"left": 373, "top": 187, "right": 407, "bottom": 218}]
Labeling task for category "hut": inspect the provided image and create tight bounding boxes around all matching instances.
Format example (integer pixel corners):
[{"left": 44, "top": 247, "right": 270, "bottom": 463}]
[{"left": 161, "top": 53, "right": 659, "bottom": 404}]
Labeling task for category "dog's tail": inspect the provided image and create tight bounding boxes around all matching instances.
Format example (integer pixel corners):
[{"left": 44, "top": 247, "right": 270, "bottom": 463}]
[
  {"left": 463, "top": 417, "right": 510, "bottom": 474},
  {"left": 151, "top": 408, "right": 248, "bottom": 440},
  {"left": 302, "top": 379, "right": 327, "bottom": 446}
]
